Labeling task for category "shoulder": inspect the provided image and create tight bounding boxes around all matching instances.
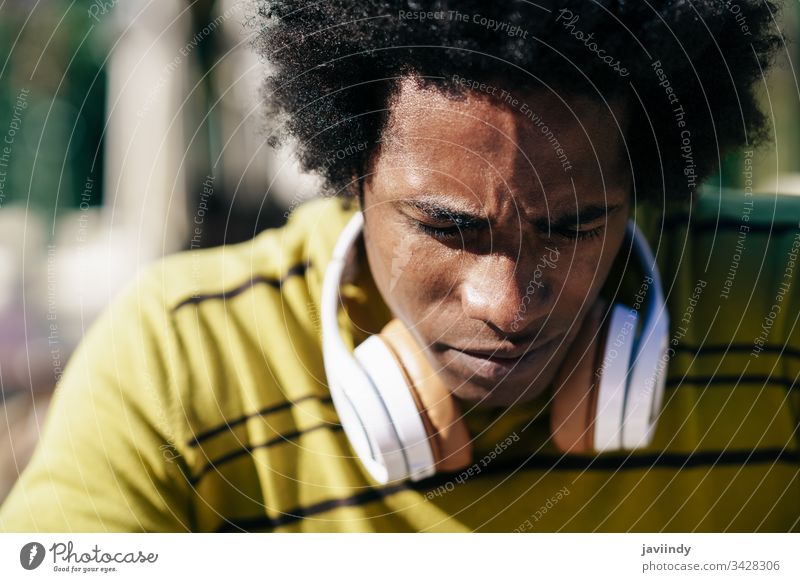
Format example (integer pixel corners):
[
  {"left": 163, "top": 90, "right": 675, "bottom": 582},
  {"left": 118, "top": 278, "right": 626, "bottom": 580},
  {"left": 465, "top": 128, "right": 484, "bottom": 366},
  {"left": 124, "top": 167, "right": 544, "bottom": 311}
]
[
  {"left": 642, "top": 191, "right": 800, "bottom": 456},
  {"left": 655, "top": 188, "right": 799, "bottom": 410},
  {"left": 657, "top": 188, "right": 800, "bottom": 341},
  {"left": 139, "top": 195, "right": 356, "bottom": 312},
  {"left": 126, "top": 195, "right": 355, "bottom": 455}
]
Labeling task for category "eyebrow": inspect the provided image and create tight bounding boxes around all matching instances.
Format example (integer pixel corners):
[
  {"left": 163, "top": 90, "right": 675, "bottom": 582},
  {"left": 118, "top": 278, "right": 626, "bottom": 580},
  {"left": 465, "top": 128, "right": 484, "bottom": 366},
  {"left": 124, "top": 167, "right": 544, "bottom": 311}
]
[
  {"left": 398, "top": 199, "right": 486, "bottom": 227},
  {"left": 397, "top": 197, "right": 623, "bottom": 231}
]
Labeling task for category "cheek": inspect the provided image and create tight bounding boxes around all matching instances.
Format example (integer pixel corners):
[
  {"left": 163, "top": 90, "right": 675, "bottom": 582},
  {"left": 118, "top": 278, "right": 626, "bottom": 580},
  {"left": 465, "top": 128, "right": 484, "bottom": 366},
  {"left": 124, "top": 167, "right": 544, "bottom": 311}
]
[
  {"left": 551, "top": 240, "right": 621, "bottom": 311},
  {"left": 552, "top": 263, "right": 597, "bottom": 309},
  {"left": 363, "top": 220, "right": 398, "bottom": 299},
  {"left": 365, "top": 228, "right": 460, "bottom": 324},
  {"left": 365, "top": 218, "right": 436, "bottom": 303}
]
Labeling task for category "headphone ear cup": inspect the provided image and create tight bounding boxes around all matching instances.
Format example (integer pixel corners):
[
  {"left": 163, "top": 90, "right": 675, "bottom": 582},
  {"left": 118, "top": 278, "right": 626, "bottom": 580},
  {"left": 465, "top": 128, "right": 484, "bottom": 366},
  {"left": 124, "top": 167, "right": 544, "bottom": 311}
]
[
  {"left": 351, "top": 335, "right": 427, "bottom": 480},
  {"left": 594, "top": 305, "right": 639, "bottom": 451},
  {"left": 550, "top": 300, "right": 609, "bottom": 454},
  {"left": 378, "top": 320, "right": 473, "bottom": 473}
]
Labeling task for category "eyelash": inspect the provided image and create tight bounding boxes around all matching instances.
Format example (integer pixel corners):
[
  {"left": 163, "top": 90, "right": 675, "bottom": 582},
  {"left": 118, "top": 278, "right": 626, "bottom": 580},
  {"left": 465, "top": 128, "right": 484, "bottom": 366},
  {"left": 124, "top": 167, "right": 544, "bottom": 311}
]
[
  {"left": 415, "top": 223, "right": 470, "bottom": 241},
  {"left": 415, "top": 222, "right": 605, "bottom": 242},
  {"left": 565, "top": 225, "right": 605, "bottom": 241}
]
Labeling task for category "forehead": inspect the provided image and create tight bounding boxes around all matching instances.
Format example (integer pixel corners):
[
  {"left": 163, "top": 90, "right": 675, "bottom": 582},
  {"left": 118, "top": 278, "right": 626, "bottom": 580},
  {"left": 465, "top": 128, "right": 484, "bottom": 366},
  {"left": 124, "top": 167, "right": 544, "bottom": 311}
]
[{"left": 375, "top": 78, "right": 630, "bottom": 211}]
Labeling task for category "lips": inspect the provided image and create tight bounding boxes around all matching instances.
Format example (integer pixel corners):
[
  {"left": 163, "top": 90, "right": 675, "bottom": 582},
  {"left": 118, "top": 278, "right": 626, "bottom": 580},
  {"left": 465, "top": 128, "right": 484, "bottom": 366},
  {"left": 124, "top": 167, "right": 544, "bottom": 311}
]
[
  {"left": 443, "top": 337, "right": 559, "bottom": 384},
  {"left": 452, "top": 335, "right": 558, "bottom": 360},
  {"left": 456, "top": 347, "right": 534, "bottom": 362}
]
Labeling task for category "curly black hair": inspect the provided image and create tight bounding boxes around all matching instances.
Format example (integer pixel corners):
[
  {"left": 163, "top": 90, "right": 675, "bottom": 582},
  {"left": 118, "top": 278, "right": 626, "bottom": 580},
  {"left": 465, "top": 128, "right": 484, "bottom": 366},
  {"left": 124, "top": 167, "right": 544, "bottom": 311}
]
[{"left": 254, "top": 0, "right": 784, "bottom": 206}]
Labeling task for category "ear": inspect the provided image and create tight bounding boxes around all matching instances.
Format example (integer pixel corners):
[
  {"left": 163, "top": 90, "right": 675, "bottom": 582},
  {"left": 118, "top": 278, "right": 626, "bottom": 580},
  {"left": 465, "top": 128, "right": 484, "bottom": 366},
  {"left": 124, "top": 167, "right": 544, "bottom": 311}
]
[{"left": 549, "top": 300, "right": 609, "bottom": 454}]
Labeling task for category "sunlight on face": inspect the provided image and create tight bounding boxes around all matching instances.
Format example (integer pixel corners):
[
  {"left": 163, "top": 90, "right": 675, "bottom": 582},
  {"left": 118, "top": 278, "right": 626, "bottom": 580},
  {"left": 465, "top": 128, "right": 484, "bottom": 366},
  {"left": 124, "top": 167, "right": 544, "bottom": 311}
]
[{"left": 362, "top": 78, "right": 632, "bottom": 407}]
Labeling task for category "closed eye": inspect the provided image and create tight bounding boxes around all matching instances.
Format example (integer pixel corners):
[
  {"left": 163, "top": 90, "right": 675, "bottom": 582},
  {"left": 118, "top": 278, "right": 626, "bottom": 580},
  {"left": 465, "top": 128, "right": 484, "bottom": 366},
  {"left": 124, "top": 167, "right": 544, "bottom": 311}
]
[
  {"left": 414, "top": 221, "right": 484, "bottom": 241},
  {"left": 415, "top": 221, "right": 605, "bottom": 242},
  {"left": 552, "top": 223, "right": 606, "bottom": 241}
]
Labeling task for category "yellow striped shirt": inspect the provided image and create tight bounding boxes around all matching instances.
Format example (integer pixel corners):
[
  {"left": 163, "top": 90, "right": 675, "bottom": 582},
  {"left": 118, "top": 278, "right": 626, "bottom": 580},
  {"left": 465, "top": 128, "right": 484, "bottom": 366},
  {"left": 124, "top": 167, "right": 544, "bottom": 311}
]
[{"left": 1, "top": 190, "right": 799, "bottom": 532}]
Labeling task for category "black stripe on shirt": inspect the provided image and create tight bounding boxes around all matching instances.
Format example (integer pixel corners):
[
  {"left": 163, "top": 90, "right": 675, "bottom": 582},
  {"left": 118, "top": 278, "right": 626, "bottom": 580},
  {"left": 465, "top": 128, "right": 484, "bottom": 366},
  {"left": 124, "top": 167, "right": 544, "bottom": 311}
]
[
  {"left": 673, "top": 375, "right": 799, "bottom": 390},
  {"left": 188, "top": 423, "right": 344, "bottom": 486},
  {"left": 171, "top": 261, "right": 311, "bottom": 312},
  {"left": 214, "top": 447, "right": 800, "bottom": 532},
  {"left": 673, "top": 344, "right": 800, "bottom": 360},
  {"left": 217, "top": 482, "right": 409, "bottom": 532},
  {"left": 187, "top": 395, "right": 334, "bottom": 448}
]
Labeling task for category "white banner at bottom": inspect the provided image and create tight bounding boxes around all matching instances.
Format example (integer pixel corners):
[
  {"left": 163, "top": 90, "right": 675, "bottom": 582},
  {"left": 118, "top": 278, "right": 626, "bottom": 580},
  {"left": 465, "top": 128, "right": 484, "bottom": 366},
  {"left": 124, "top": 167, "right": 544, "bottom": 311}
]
[{"left": 0, "top": 533, "right": 797, "bottom": 581}]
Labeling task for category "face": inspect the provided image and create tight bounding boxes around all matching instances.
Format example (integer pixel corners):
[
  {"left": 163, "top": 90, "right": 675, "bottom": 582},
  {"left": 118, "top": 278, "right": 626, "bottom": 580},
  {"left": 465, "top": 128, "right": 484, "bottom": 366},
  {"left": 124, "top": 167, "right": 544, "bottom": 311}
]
[{"left": 361, "top": 78, "right": 631, "bottom": 407}]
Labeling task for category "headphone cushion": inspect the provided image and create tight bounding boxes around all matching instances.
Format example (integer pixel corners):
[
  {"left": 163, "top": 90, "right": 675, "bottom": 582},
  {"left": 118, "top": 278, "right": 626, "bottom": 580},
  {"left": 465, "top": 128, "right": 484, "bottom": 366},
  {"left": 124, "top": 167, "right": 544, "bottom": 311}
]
[
  {"left": 595, "top": 304, "right": 639, "bottom": 451},
  {"left": 353, "top": 335, "right": 436, "bottom": 480},
  {"left": 549, "top": 300, "right": 609, "bottom": 454},
  {"left": 378, "top": 320, "right": 473, "bottom": 473}
]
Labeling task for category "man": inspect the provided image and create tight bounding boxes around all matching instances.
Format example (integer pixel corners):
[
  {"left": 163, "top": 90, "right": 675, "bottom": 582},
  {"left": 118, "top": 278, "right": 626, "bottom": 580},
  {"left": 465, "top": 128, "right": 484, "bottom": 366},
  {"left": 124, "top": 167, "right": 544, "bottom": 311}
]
[{"left": 2, "top": 0, "right": 798, "bottom": 532}]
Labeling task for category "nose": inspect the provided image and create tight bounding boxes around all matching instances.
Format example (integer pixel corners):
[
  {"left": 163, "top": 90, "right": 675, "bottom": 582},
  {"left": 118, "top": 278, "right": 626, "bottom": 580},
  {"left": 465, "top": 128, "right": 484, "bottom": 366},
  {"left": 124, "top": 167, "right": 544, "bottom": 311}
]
[{"left": 460, "top": 252, "right": 554, "bottom": 335}]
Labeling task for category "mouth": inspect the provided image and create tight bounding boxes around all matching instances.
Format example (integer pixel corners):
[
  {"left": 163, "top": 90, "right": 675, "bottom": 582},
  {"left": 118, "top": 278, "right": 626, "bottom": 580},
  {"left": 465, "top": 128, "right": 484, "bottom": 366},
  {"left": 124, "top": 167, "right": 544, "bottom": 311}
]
[{"left": 443, "top": 337, "right": 559, "bottom": 384}]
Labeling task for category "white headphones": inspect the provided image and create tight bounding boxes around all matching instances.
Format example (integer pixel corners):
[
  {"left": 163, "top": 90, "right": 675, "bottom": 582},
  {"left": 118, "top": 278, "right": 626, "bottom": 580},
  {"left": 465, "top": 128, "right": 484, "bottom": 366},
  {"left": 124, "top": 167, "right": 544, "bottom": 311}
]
[{"left": 322, "top": 212, "right": 669, "bottom": 484}]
